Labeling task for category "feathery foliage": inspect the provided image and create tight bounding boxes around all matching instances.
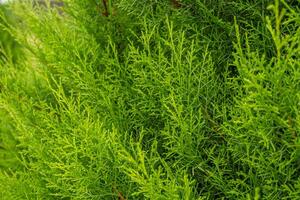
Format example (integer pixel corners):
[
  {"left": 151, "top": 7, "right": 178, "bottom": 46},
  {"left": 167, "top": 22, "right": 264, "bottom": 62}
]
[{"left": 0, "top": 0, "right": 300, "bottom": 199}]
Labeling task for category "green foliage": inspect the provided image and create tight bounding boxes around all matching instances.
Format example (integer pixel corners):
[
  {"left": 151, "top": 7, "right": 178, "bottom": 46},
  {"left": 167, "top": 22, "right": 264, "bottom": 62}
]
[
  {"left": 0, "top": 0, "right": 300, "bottom": 199},
  {"left": 0, "top": 4, "right": 22, "bottom": 64}
]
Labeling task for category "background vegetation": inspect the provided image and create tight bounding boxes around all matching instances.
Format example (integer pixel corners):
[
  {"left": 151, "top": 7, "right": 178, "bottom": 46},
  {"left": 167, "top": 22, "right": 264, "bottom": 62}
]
[{"left": 0, "top": 0, "right": 299, "bottom": 199}]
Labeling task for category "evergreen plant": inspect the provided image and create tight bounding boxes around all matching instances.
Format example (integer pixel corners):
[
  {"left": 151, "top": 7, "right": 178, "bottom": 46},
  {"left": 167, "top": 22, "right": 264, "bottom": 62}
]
[{"left": 0, "top": 0, "right": 299, "bottom": 199}]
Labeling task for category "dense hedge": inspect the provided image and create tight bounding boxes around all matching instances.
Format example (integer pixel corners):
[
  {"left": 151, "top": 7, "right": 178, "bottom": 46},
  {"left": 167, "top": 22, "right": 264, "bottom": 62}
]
[
  {"left": 0, "top": 4, "right": 22, "bottom": 64},
  {"left": 0, "top": 0, "right": 300, "bottom": 199}
]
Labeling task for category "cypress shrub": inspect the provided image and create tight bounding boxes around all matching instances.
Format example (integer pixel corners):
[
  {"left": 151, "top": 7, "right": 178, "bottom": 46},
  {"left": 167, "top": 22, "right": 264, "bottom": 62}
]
[{"left": 0, "top": 0, "right": 299, "bottom": 199}]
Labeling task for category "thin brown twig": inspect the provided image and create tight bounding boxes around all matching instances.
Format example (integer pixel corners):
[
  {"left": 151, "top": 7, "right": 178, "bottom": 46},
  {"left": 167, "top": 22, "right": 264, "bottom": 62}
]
[
  {"left": 112, "top": 184, "right": 126, "bottom": 200},
  {"left": 102, "top": 0, "right": 109, "bottom": 17},
  {"left": 171, "top": 0, "right": 182, "bottom": 8}
]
